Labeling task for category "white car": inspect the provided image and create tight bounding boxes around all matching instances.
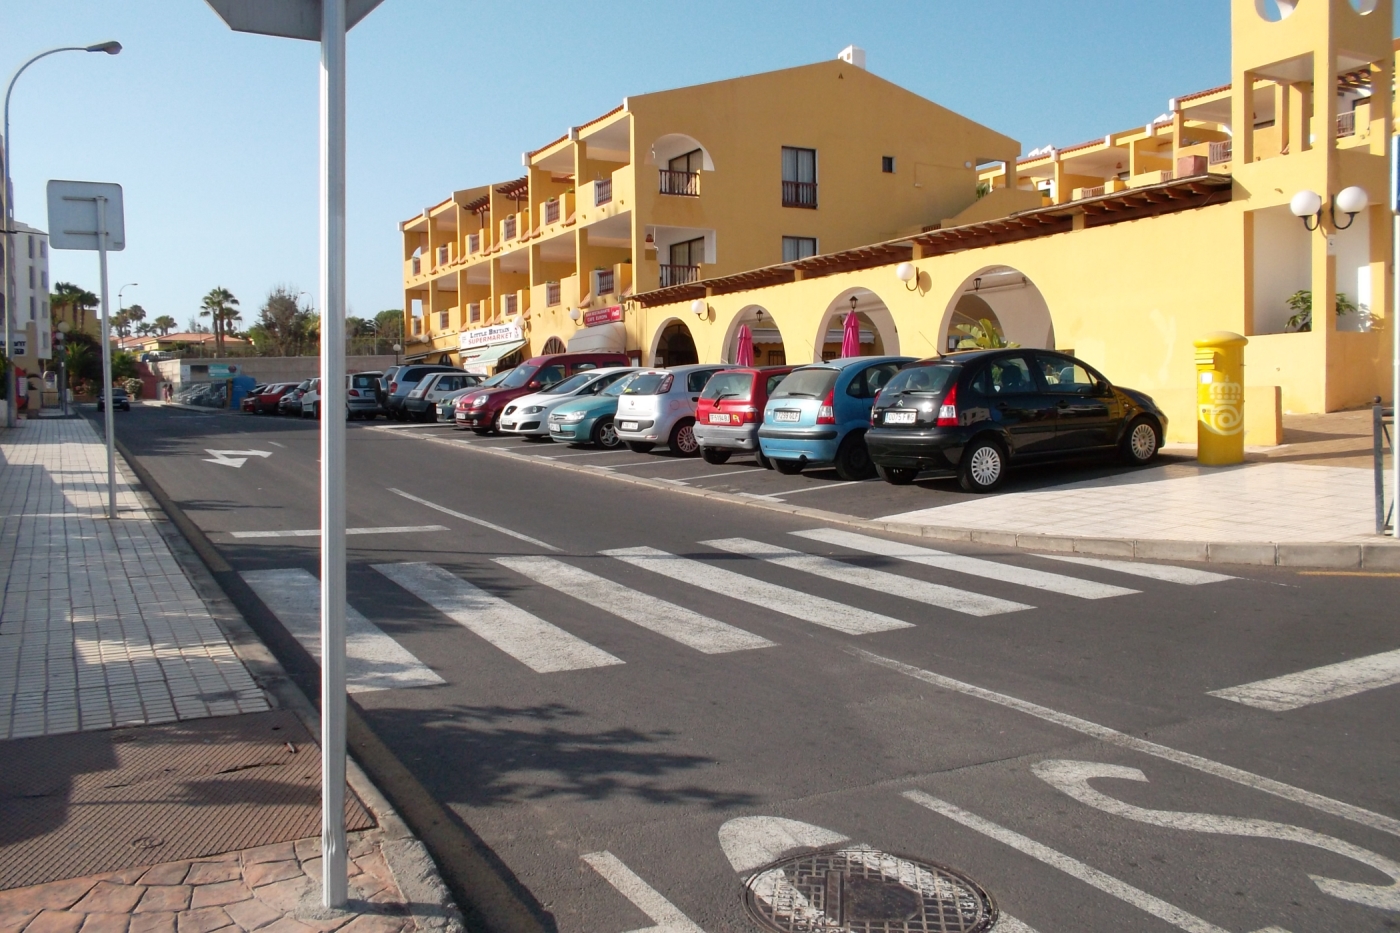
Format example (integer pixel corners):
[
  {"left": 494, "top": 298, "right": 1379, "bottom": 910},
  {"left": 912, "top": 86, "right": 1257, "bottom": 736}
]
[
  {"left": 499, "top": 367, "right": 637, "bottom": 438},
  {"left": 614, "top": 364, "right": 732, "bottom": 455},
  {"left": 300, "top": 378, "right": 321, "bottom": 419}
]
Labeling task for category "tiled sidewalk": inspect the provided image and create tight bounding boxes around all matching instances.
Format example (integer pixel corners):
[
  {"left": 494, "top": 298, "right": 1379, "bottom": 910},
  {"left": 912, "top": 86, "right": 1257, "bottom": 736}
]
[{"left": 0, "top": 419, "right": 267, "bottom": 740}]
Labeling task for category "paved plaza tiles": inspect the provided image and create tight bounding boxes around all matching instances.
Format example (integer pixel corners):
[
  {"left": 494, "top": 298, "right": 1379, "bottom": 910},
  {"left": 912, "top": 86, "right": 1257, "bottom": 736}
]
[{"left": 0, "top": 418, "right": 267, "bottom": 740}]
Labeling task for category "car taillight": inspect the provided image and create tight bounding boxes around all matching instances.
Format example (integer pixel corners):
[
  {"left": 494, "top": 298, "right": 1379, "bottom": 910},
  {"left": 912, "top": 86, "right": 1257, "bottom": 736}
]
[
  {"left": 657, "top": 374, "right": 674, "bottom": 393},
  {"left": 937, "top": 384, "right": 959, "bottom": 427},
  {"left": 816, "top": 389, "right": 835, "bottom": 425},
  {"left": 389, "top": 382, "right": 398, "bottom": 393},
  {"left": 739, "top": 406, "right": 758, "bottom": 424},
  {"left": 348, "top": 389, "right": 359, "bottom": 397}
]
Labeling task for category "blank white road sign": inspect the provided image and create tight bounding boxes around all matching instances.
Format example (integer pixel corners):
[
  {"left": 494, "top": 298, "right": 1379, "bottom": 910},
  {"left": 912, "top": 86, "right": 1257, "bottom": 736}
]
[{"left": 46, "top": 180, "right": 125, "bottom": 251}]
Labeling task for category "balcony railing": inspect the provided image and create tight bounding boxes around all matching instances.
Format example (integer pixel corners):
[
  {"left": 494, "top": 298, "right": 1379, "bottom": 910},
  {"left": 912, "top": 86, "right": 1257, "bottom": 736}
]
[
  {"left": 1079, "top": 185, "right": 1105, "bottom": 199},
  {"left": 544, "top": 199, "right": 560, "bottom": 224},
  {"left": 503, "top": 294, "right": 518, "bottom": 317},
  {"left": 503, "top": 215, "right": 517, "bottom": 240},
  {"left": 594, "top": 178, "right": 613, "bottom": 206},
  {"left": 595, "top": 269, "right": 616, "bottom": 295},
  {"left": 438, "top": 311, "right": 449, "bottom": 331},
  {"left": 659, "top": 264, "right": 699, "bottom": 288},
  {"left": 659, "top": 170, "right": 699, "bottom": 197},
  {"left": 546, "top": 282, "right": 561, "bottom": 306},
  {"left": 468, "top": 233, "right": 480, "bottom": 254},
  {"left": 436, "top": 245, "right": 449, "bottom": 266},
  {"left": 412, "top": 318, "right": 422, "bottom": 335},
  {"left": 1338, "top": 110, "right": 1356, "bottom": 138},
  {"left": 411, "top": 257, "right": 421, "bottom": 276},
  {"left": 469, "top": 302, "right": 481, "bottom": 324},
  {"left": 1208, "top": 140, "right": 1232, "bottom": 164},
  {"left": 782, "top": 180, "right": 818, "bottom": 209}
]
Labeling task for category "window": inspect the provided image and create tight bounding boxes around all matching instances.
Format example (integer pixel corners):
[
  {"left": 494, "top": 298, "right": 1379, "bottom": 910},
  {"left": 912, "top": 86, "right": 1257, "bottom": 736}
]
[
  {"left": 39, "top": 241, "right": 46, "bottom": 259},
  {"left": 469, "top": 302, "right": 481, "bottom": 323},
  {"left": 40, "top": 271, "right": 47, "bottom": 290},
  {"left": 669, "top": 149, "right": 703, "bottom": 174},
  {"left": 882, "top": 156, "right": 895, "bottom": 173},
  {"left": 1036, "top": 355, "right": 1098, "bottom": 394},
  {"left": 660, "top": 149, "right": 702, "bottom": 196},
  {"left": 973, "top": 356, "right": 1037, "bottom": 395},
  {"left": 503, "top": 294, "right": 518, "bottom": 316},
  {"left": 782, "top": 236, "right": 817, "bottom": 262},
  {"left": 669, "top": 237, "right": 703, "bottom": 267},
  {"left": 687, "top": 369, "right": 717, "bottom": 393},
  {"left": 766, "top": 350, "right": 786, "bottom": 367},
  {"left": 781, "top": 147, "right": 818, "bottom": 208},
  {"left": 845, "top": 363, "right": 900, "bottom": 399},
  {"left": 535, "top": 364, "right": 565, "bottom": 387},
  {"left": 27, "top": 236, "right": 34, "bottom": 259},
  {"left": 28, "top": 267, "right": 34, "bottom": 289},
  {"left": 29, "top": 296, "right": 36, "bottom": 320}
]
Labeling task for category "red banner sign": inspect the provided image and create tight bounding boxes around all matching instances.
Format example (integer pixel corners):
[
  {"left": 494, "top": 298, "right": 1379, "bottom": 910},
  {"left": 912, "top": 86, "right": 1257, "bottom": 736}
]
[{"left": 583, "top": 305, "right": 623, "bottom": 327}]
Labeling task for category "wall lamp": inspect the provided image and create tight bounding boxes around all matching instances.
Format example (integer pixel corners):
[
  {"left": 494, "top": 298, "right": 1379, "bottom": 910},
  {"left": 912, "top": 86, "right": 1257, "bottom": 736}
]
[
  {"left": 895, "top": 261, "right": 918, "bottom": 291},
  {"left": 1291, "top": 186, "right": 1369, "bottom": 231},
  {"left": 691, "top": 298, "right": 708, "bottom": 317},
  {"left": 568, "top": 307, "right": 580, "bottom": 321}
]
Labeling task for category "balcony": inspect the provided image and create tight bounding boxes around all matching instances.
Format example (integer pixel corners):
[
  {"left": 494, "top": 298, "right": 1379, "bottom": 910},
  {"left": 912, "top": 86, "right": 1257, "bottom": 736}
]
[
  {"left": 437, "top": 310, "right": 450, "bottom": 331},
  {"left": 659, "top": 170, "right": 699, "bottom": 197},
  {"left": 782, "top": 180, "right": 817, "bottom": 209},
  {"left": 411, "top": 256, "right": 421, "bottom": 276},
  {"left": 546, "top": 282, "right": 561, "bottom": 306},
  {"left": 502, "top": 293, "right": 518, "bottom": 317},
  {"left": 594, "top": 178, "right": 613, "bottom": 206},
  {"left": 502, "top": 215, "right": 518, "bottom": 241},
  {"left": 659, "top": 264, "right": 699, "bottom": 288},
  {"left": 1337, "top": 110, "right": 1356, "bottom": 138},
  {"left": 436, "top": 245, "right": 449, "bottom": 266},
  {"left": 412, "top": 318, "right": 422, "bottom": 335},
  {"left": 1208, "top": 140, "right": 1232, "bottom": 165},
  {"left": 594, "top": 269, "right": 615, "bottom": 296},
  {"left": 543, "top": 199, "right": 560, "bottom": 225},
  {"left": 468, "top": 302, "right": 481, "bottom": 324},
  {"left": 468, "top": 233, "right": 480, "bottom": 255}
]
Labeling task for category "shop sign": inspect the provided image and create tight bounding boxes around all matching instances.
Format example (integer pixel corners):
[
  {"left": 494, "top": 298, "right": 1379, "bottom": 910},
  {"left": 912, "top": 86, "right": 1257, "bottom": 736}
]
[
  {"left": 460, "top": 322, "right": 523, "bottom": 350},
  {"left": 0, "top": 336, "right": 27, "bottom": 357},
  {"left": 208, "top": 363, "right": 238, "bottom": 378},
  {"left": 583, "top": 305, "right": 623, "bottom": 327}
]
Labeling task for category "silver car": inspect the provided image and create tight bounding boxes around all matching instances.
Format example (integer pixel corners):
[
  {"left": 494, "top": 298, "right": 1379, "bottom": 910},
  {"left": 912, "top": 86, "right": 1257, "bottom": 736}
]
[{"left": 614, "top": 364, "right": 732, "bottom": 456}]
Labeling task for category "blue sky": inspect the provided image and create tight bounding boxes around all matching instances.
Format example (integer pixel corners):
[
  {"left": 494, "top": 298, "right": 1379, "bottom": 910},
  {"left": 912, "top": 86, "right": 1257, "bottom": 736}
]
[{"left": 3, "top": 1, "right": 1259, "bottom": 329}]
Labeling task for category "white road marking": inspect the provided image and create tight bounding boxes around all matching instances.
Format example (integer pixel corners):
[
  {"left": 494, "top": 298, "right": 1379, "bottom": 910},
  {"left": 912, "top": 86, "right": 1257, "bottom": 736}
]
[
  {"left": 1033, "top": 759, "right": 1400, "bottom": 912},
  {"left": 854, "top": 647, "right": 1400, "bottom": 838},
  {"left": 203, "top": 448, "right": 272, "bottom": 468},
  {"left": 495, "top": 556, "right": 774, "bottom": 654},
  {"left": 241, "top": 568, "right": 444, "bottom": 693},
  {"left": 1209, "top": 648, "right": 1400, "bottom": 711},
  {"left": 230, "top": 524, "right": 449, "bottom": 539},
  {"left": 387, "top": 487, "right": 559, "bottom": 551},
  {"left": 581, "top": 851, "right": 705, "bottom": 933},
  {"left": 605, "top": 458, "right": 706, "bottom": 469},
  {"left": 760, "top": 480, "right": 863, "bottom": 499},
  {"left": 267, "top": 441, "right": 286, "bottom": 448},
  {"left": 702, "top": 537, "right": 1032, "bottom": 617},
  {"left": 373, "top": 562, "right": 621, "bottom": 673},
  {"left": 1039, "top": 554, "right": 1234, "bottom": 585},
  {"left": 603, "top": 546, "right": 911, "bottom": 635},
  {"left": 793, "top": 528, "right": 1137, "bottom": 600},
  {"left": 903, "top": 790, "right": 1234, "bottom": 933}
]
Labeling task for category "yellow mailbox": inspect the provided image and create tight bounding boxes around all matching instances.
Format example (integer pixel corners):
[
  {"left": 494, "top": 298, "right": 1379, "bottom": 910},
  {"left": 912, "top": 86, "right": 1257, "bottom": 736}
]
[{"left": 1194, "top": 331, "right": 1247, "bottom": 466}]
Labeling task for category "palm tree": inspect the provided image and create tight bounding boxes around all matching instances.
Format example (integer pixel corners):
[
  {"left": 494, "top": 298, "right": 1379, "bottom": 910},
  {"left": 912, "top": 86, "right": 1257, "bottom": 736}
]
[
  {"left": 51, "top": 282, "right": 100, "bottom": 336},
  {"left": 199, "top": 287, "right": 239, "bottom": 355},
  {"left": 152, "top": 315, "right": 176, "bottom": 336}
]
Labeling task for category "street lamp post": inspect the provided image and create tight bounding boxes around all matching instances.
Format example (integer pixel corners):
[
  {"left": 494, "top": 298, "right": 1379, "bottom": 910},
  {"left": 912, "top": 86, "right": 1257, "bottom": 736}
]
[
  {"left": 56, "top": 319, "right": 70, "bottom": 416},
  {"left": 118, "top": 281, "right": 137, "bottom": 344},
  {"left": 2, "top": 41, "right": 122, "bottom": 428}
]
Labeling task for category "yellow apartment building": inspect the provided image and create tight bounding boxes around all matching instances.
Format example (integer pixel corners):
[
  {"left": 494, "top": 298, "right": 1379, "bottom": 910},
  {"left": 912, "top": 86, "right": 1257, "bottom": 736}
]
[
  {"left": 400, "top": 47, "right": 1021, "bottom": 371},
  {"left": 623, "top": 0, "right": 1394, "bottom": 443}
]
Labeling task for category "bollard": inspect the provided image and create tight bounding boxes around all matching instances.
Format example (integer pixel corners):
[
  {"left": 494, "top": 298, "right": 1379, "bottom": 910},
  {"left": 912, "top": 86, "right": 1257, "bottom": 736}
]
[{"left": 1194, "top": 331, "right": 1247, "bottom": 466}]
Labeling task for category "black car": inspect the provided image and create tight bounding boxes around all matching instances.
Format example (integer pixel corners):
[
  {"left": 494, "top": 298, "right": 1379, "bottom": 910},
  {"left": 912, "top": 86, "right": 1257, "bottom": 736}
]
[
  {"left": 865, "top": 349, "right": 1167, "bottom": 493},
  {"left": 97, "top": 388, "right": 131, "bottom": 412}
]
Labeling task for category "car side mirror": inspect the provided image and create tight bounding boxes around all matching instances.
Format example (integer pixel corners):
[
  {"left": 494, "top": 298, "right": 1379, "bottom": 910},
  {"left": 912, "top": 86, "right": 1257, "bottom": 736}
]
[
  {"left": 1094, "top": 380, "right": 1111, "bottom": 397},
  {"left": 528, "top": 380, "right": 542, "bottom": 390}
]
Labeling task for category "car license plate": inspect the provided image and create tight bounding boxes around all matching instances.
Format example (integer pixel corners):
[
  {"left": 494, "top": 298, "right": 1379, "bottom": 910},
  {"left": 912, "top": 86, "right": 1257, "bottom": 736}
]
[
  {"left": 773, "top": 410, "right": 800, "bottom": 423},
  {"left": 549, "top": 424, "right": 562, "bottom": 433},
  {"left": 620, "top": 421, "right": 639, "bottom": 431},
  {"left": 885, "top": 410, "right": 916, "bottom": 425},
  {"left": 709, "top": 413, "right": 732, "bottom": 424},
  {"left": 500, "top": 422, "right": 515, "bottom": 431}
]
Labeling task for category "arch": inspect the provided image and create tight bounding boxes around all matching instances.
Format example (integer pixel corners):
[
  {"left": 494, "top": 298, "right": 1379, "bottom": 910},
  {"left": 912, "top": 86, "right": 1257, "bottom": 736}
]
[
  {"left": 1253, "top": 0, "right": 1297, "bottom": 21},
  {"left": 646, "top": 133, "right": 716, "bottom": 170},
  {"left": 648, "top": 317, "right": 699, "bottom": 367},
  {"left": 721, "top": 304, "right": 788, "bottom": 366},
  {"left": 937, "top": 266, "right": 1054, "bottom": 352},
  {"left": 541, "top": 336, "right": 566, "bottom": 354},
  {"left": 812, "top": 288, "right": 900, "bottom": 362}
]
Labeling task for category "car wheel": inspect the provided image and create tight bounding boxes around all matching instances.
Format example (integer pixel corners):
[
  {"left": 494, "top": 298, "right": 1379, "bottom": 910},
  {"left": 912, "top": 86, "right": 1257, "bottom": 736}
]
[
  {"left": 472, "top": 428, "right": 491, "bottom": 436},
  {"left": 363, "top": 412, "right": 376, "bottom": 421},
  {"left": 958, "top": 437, "right": 1007, "bottom": 493},
  {"left": 700, "top": 446, "right": 731, "bottom": 465},
  {"left": 1121, "top": 416, "right": 1161, "bottom": 465},
  {"left": 774, "top": 458, "right": 804, "bottom": 475},
  {"left": 592, "top": 418, "right": 621, "bottom": 449},
  {"left": 876, "top": 465, "right": 918, "bottom": 485},
  {"left": 669, "top": 419, "right": 700, "bottom": 457},
  {"left": 834, "top": 431, "right": 876, "bottom": 481},
  {"left": 756, "top": 451, "right": 773, "bottom": 470},
  {"left": 626, "top": 441, "right": 655, "bottom": 454}
]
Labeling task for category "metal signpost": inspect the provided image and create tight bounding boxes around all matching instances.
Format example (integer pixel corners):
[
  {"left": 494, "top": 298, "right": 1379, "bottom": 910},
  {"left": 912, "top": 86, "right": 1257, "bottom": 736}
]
[
  {"left": 46, "top": 180, "right": 124, "bottom": 520},
  {"left": 1393, "top": 138, "right": 1399, "bottom": 537},
  {"left": 204, "top": 0, "right": 383, "bottom": 908}
]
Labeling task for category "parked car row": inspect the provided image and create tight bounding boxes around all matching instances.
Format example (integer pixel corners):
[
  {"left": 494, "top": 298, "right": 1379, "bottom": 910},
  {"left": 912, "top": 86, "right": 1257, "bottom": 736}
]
[{"left": 450, "top": 348, "right": 1168, "bottom": 493}]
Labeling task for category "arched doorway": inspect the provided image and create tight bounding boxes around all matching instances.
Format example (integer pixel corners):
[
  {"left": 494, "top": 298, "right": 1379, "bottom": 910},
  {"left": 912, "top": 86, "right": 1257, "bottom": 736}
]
[
  {"left": 541, "top": 336, "right": 566, "bottom": 354},
  {"left": 653, "top": 319, "right": 698, "bottom": 367},
  {"left": 940, "top": 266, "right": 1052, "bottom": 351},
  {"left": 724, "top": 305, "right": 786, "bottom": 365},
  {"left": 814, "top": 288, "right": 900, "bottom": 362}
]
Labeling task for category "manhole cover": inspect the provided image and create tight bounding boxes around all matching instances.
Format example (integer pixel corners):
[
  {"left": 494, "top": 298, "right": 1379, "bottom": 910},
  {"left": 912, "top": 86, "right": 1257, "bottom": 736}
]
[{"left": 742, "top": 845, "right": 995, "bottom": 933}]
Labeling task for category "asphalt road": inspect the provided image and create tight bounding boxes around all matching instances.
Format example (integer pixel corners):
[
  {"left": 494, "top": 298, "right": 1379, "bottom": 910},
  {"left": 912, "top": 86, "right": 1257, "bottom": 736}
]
[{"left": 111, "top": 404, "right": 1400, "bottom": 933}]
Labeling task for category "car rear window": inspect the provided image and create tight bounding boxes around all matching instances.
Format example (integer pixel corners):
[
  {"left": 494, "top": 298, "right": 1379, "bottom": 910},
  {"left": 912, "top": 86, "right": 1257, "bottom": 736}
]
[
  {"left": 700, "top": 372, "right": 753, "bottom": 402},
  {"left": 882, "top": 364, "right": 958, "bottom": 396},
  {"left": 771, "top": 368, "right": 838, "bottom": 399},
  {"left": 623, "top": 373, "right": 669, "bottom": 395},
  {"left": 351, "top": 374, "right": 378, "bottom": 389}
]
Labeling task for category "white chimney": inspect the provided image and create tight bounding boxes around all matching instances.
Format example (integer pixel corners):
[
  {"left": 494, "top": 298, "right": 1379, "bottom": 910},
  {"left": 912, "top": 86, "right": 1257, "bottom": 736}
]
[{"left": 837, "top": 45, "right": 866, "bottom": 70}]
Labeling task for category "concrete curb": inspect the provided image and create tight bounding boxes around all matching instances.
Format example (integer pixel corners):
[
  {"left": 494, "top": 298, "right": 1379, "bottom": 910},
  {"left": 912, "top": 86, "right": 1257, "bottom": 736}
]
[
  {"left": 111, "top": 433, "right": 471, "bottom": 933},
  {"left": 381, "top": 426, "right": 1400, "bottom": 571}
]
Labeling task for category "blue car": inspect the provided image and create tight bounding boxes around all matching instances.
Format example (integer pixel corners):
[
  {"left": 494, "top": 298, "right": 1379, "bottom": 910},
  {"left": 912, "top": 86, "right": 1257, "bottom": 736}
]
[
  {"left": 545, "top": 372, "right": 638, "bottom": 448},
  {"left": 758, "top": 356, "right": 914, "bottom": 479}
]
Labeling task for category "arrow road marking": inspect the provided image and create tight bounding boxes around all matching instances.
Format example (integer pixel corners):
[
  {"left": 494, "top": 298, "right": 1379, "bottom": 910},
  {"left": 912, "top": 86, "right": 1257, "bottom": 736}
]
[
  {"left": 203, "top": 449, "right": 273, "bottom": 468},
  {"left": 581, "top": 851, "right": 705, "bottom": 933}
]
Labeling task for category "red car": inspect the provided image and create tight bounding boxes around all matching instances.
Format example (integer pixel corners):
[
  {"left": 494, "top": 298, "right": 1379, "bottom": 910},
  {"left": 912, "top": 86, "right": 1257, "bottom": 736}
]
[
  {"left": 454, "top": 352, "right": 629, "bottom": 434},
  {"left": 243, "top": 382, "right": 296, "bottom": 414},
  {"left": 692, "top": 365, "right": 794, "bottom": 467}
]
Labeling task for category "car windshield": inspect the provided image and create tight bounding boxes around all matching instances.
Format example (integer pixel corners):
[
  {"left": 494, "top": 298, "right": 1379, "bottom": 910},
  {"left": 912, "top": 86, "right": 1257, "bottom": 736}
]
[
  {"left": 111, "top": 389, "right": 128, "bottom": 397},
  {"left": 771, "top": 368, "right": 838, "bottom": 399},
  {"left": 602, "top": 374, "right": 636, "bottom": 396},
  {"left": 542, "top": 372, "right": 598, "bottom": 395},
  {"left": 622, "top": 373, "right": 668, "bottom": 395},
  {"left": 497, "top": 365, "right": 539, "bottom": 389},
  {"left": 882, "top": 364, "right": 958, "bottom": 396},
  {"left": 480, "top": 371, "right": 510, "bottom": 387},
  {"left": 700, "top": 371, "right": 753, "bottom": 402}
]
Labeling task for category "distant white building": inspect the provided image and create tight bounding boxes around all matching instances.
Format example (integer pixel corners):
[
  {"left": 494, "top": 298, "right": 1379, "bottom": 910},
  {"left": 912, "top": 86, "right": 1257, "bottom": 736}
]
[{"left": 13, "top": 222, "right": 52, "bottom": 361}]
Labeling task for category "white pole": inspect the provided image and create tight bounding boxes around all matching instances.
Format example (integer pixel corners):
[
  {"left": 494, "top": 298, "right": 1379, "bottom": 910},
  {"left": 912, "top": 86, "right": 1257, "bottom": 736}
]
[
  {"left": 97, "top": 195, "right": 115, "bottom": 520},
  {"left": 2, "top": 141, "right": 14, "bottom": 428},
  {"left": 1392, "top": 210, "right": 1398, "bottom": 538},
  {"left": 319, "top": 0, "right": 349, "bottom": 910}
]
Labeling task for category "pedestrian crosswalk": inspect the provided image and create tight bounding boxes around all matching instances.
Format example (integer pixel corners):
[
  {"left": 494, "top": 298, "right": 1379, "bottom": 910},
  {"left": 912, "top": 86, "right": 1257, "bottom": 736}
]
[{"left": 244, "top": 531, "right": 1246, "bottom": 685}]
